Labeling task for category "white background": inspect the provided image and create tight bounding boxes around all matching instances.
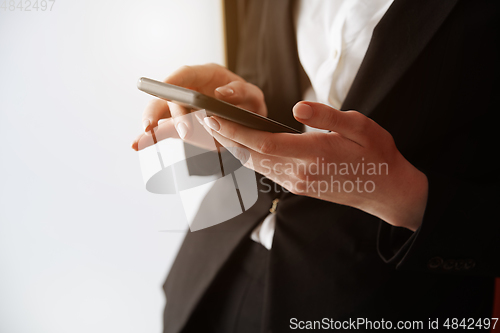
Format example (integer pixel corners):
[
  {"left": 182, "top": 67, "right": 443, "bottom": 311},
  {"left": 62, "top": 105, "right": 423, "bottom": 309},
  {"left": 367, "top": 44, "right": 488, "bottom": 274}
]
[{"left": 0, "top": 0, "right": 224, "bottom": 332}]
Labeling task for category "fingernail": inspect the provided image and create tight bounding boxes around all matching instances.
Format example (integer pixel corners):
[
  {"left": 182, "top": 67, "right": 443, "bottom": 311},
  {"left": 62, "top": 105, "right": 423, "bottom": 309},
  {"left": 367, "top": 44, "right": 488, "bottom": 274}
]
[
  {"left": 143, "top": 119, "right": 151, "bottom": 131},
  {"left": 158, "top": 118, "right": 168, "bottom": 125},
  {"left": 293, "top": 103, "right": 313, "bottom": 119},
  {"left": 204, "top": 117, "right": 220, "bottom": 131},
  {"left": 215, "top": 86, "right": 234, "bottom": 97},
  {"left": 176, "top": 122, "right": 188, "bottom": 139}
]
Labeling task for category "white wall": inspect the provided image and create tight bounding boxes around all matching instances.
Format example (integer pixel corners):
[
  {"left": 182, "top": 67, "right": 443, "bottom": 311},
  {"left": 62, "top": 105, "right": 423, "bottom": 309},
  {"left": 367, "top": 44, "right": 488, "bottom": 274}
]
[{"left": 0, "top": 1, "right": 224, "bottom": 332}]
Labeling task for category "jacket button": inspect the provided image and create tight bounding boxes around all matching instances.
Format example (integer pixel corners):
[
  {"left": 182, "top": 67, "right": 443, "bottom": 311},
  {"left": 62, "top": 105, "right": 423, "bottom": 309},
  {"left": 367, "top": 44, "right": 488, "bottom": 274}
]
[
  {"left": 443, "top": 259, "right": 456, "bottom": 270},
  {"left": 464, "top": 259, "right": 476, "bottom": 270},
  {"left": 428, "top": 257, "right": 443, "bottom": 269}
]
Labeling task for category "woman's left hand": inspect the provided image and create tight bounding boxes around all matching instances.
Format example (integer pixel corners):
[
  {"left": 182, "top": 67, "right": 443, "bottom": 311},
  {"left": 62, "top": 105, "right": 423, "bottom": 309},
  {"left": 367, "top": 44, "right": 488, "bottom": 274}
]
[{"left": 203, "top": 101, "right": 428, "bottom": 231}]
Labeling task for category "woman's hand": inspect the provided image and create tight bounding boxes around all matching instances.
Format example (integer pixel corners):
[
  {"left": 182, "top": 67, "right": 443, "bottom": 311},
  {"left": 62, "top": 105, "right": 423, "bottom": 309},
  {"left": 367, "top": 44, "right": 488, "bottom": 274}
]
[
  {"left": 202, "top": 101, "right": 428, "bottom": 231},
  {"left": 131, "top": 63, "right": 267, "bottom": 151}
]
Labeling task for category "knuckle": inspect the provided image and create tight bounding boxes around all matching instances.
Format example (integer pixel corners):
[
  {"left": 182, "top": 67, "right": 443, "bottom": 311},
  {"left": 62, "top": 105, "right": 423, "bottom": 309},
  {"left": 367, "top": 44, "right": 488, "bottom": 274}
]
[
  {"left": 347, "top": 110, "right": 372, "bottom": 134},
  {"left": 257, "top": 138, "right": 276, "bottom": 155},
  {"left": 348, "top": 110, "right": 367, "bottom": 127},
  {"left": 324, "top": 110, "right": 339, "bottom": 130}
]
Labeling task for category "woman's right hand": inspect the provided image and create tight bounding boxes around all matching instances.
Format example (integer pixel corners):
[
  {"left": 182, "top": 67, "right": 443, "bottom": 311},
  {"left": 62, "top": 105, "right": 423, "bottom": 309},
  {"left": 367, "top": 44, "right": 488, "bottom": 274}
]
[{"left": 131, "top": 63, "right": 267, "bottom": 151}]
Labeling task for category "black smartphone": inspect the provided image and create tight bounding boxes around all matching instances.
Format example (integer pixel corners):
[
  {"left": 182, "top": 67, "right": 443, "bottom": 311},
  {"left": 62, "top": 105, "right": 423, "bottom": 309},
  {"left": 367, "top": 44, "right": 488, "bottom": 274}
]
[{"left": 137, "top": 77, "right": 302, "bottom": 134}]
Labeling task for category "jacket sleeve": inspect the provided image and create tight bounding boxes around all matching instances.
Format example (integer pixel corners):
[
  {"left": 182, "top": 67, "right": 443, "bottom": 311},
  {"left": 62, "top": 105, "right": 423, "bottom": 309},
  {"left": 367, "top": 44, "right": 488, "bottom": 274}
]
[{"left": 378, "top": 125, "right": 500, "bottom": 277}]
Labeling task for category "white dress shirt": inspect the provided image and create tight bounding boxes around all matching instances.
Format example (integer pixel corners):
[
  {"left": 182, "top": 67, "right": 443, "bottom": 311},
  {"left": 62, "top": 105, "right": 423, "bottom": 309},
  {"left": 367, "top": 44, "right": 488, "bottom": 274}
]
[{"left": 250, "top": 0, "right": 394, "bottom": 250}]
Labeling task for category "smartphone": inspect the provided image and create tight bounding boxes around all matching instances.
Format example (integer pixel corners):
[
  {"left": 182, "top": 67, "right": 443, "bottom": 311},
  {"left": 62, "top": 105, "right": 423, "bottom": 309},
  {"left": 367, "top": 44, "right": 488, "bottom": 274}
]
[{"left": 137, "top": 77, "right": 302, "bottom": 134}]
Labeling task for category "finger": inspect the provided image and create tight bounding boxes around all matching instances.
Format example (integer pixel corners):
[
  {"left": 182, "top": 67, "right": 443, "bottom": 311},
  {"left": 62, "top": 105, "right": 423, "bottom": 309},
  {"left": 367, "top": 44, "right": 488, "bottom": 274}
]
[
  {"left": 131, "top": 133, "right": 144, "bottom": 151},
  {"left": 151, "top": 118, "right": 179, "bottom": 142},
  {"left": 133, "top": 114, "right": 222, "bottom": 151},
  {"left": 211, "top": 130, "right": 327, "bottom": 195},
  {"left": 293, "top": 102, "right": 374, "bottom": 146},
  {"left": 214, "top": 81, "right": 267, "bottom": 116},
  {"left": 132, "top": 119, "right": 179, "bottom": 151},
  {"left": 210, "top": 131, "right": 254, "bottom": 167},
  {"left": 195, "top": 111, "right": 221, "bottom": 141},
  {"left": 204, "top": 116, "right": 310, "bottom": 157},
  {"left": 210, "top": 130, "right": 288, "bottom": 177},
  {"left": 165, "top": 63, "right": 242, "bottom": 96},
  {"left": 142, "top": 98, "right": 172, "bottom": 133},
  {"left": 167, "top": 101, "right": 193, "bottom": 140}
]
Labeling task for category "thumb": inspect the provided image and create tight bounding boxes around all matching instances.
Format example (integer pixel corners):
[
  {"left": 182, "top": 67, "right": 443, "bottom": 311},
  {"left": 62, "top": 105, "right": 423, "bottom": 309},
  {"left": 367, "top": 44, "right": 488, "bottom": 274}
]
[
  {"left": 214, "top": 81, "right": 267, "bottom": 116},
  {"left": 293, "top": 101, "right": 372, "bottom": 144}
]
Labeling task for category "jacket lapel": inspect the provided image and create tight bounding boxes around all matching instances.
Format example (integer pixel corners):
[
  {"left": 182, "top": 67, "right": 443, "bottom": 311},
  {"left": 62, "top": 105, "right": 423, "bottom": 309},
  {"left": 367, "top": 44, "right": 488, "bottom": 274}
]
[{"left": 342, "top": 0, "right": 459, "bottom": 115}]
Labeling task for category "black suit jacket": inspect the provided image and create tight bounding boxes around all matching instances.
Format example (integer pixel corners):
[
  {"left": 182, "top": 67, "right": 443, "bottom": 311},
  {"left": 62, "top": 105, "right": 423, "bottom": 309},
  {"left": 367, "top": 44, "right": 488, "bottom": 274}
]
[{"left": 163, "top": 0, "right": 500, "bottom": 331}]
